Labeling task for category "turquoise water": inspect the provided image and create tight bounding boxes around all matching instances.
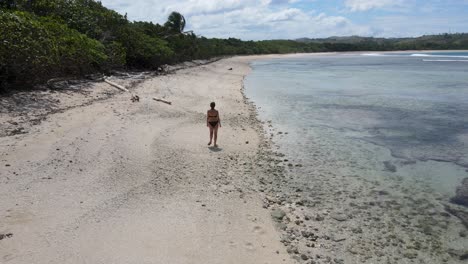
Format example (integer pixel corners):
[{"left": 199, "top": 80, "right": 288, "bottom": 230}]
[{"left": 245, "top": 51, "right": 468, "bottom": 195}]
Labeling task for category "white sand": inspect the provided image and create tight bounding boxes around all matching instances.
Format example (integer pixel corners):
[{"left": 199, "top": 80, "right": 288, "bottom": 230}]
[{"left": 0, "top": 57, "right": 294, "bottom": 263}]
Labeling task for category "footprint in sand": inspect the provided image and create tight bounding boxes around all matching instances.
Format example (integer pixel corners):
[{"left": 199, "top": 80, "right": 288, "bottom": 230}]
[
  {"left": 252, "top": 225, "right": 266, "bottom": 235},
  {"left": 244, "top": 242, "right": 255, "bottom": 251},
  {"left": 3, "top": 254, "right": 15, "bottom": 262}
]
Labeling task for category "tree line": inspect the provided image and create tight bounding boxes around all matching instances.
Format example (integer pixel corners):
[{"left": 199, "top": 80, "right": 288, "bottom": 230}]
[{"left": 1, "top": 0, "right": 468, "bottom": 91}]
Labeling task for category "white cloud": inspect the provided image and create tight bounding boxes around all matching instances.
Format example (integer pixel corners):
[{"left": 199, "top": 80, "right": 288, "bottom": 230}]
[
  {"left": 100, "top": 0, "right": 372, "bottom": 40},
  {"left": 344, "top": 0, "right": 407, "bottom": 12},
  {"left": 188, "top": 7, "right": 372, "bottom": 40},
  {"left": 263, "top": 8, "right": 304, "bottom": 22},
  {"left": 163, "top": 0, "right": 263, "bottom": 16},
  {"left": 101, "top": 0, "right": 468, "bottom": 39}
]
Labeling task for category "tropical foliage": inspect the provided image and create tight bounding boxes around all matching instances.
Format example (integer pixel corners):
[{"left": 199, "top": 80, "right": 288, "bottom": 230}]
[
  {"left": 164, "top": 11, "right": 186, "bottom": 34},
  {"left": 0, "top": 10, "right": 107, "bottom": 89},
  {"left": 1, "top": 0, "right": 468, "bottom": 91}
]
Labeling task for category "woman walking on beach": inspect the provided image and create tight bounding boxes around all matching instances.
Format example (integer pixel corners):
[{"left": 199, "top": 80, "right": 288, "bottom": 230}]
[{"left": 207, "top": 102, "right": 221, "bottom": 147}]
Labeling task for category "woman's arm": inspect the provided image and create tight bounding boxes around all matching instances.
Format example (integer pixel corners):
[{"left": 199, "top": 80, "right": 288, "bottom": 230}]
[
  {"left": 207, "top": 111, "right": 209, "bottom": 127},
  {"left": 218, "top": 112, "right": 221, "bottom": 127}
]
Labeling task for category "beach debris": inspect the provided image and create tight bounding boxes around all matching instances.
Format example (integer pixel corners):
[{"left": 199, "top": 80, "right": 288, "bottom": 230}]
[
  {"left": 104, "top": 79, "right": 129, "bottom": 92},
  {"left": 271, "top": 209, "right": 286, "bottom": 221},
  {"left": 286, "top": 245, "right": 298, "bottom": 254},
  {"left": 0, "top": 233, "right": 13, "bottom": 240},
  {"left": 46, "top": 77, "right": 74, "bottom": 89},
  {"left": 332, "top": 235, "right": 346, "bottom": 242},
  {"left": 330, "top": 213, "right": 348, "bottom": 222},
  {"left": 228, "top": 68, "right": 233, "bottom": 70},
  {"left": 315, "top": 214, "right": 325, "bottom": 221},
  {"left": 334, "top": 258, "right": 345, "bottom": 264},
  {"left": 152, "top": 97, "right": 172, "bottom": 105},
  {"left": 451, "top": 177, "right": 468, "bottom": 207},
  {"left": 131, "top": 94, "right": 140, "bottom": 102}
]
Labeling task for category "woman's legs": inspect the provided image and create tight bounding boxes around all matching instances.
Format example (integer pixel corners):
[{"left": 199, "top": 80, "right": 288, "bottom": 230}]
[
  {"left": 208, "top": 126, "right": 214, "bottom": 145},
  {"left": 213, "top": 126, "right": 218, "bottom": 147}
]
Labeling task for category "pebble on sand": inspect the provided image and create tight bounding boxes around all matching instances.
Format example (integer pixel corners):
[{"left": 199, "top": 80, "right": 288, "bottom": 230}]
[
  {"left": 271, "top": 209, "right": 286, "bottom": 221},
  {"left": 330, "top": 213, "right": 348, "bottom": 222}
]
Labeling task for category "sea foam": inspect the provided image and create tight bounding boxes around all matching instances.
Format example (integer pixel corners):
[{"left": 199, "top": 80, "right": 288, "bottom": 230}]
[
  {"left": 423, "top": 59, "right": 468, "bottom": 62},
  {"left": 411, "top": 53, "right": 468, "bottom": 58}
]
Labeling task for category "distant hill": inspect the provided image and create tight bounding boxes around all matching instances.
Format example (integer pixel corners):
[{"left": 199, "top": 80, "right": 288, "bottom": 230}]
[
  {"left": 296, "top": 36, "right": 396, "bottom": 44},
  {"left": 296, "top": 33, "right": 468, "bottom": 50}
]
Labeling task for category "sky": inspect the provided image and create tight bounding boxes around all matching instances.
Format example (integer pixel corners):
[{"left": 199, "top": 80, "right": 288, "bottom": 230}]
[{"left": 100, "top": 0, "right": 468, "bottom": 40}]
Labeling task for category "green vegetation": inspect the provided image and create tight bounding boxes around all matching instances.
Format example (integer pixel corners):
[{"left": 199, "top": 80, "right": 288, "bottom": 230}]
[
  {"left": 1, "top": 0, "right": 468, "bottom": 91},
  {"left": 0, "top": 10, "right": 107, "bottom": 88},
  {"left": 296, "top": 35, "right": 468, "bottom": 51}
]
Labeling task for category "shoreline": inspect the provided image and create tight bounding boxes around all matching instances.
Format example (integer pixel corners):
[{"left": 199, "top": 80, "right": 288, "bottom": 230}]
[{"left": 1, "top": 49, "right": 465, "bottom": 137}]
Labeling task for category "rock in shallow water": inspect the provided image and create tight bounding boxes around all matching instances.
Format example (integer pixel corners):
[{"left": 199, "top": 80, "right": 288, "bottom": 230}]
[
  {"left": 403, "top": 251, "right": 418, "bottom": 259},
  {"left": 451, "top": 177, "right": 468, "bottom": 207},
  {"left": 383, "top": 161, "right": 397, "bottom": 172},
  {"left": 444, "top": 205, "right": 468, "bottom": 228}
]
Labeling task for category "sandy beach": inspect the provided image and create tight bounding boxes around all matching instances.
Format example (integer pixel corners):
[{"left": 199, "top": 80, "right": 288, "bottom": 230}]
[{"left": 0, "top": 56, "right": 294, "bottom": 264}]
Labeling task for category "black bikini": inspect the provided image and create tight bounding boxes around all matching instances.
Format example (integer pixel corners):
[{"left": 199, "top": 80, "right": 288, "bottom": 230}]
[
  {"left": 208, "top": 112, "right": 219, "bottom": 128},
  {"left": 209, "top": 121, "right": 218, "bottom": 127}
]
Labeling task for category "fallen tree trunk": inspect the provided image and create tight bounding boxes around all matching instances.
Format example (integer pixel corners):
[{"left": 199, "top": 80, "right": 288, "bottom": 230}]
[
  {"left": 153, "top": 97, "right": 172, "bottom": 105},
  {"left": 46, "top": 77, "right": 74, "bottom": 89},
  {"left": 104, "top": 79, "right": 129, "bottom": 92}
]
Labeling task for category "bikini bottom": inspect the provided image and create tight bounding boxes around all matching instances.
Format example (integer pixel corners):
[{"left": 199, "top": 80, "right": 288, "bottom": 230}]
[{"left": 209, "top": 121, "right": 218, "bottom": 128}]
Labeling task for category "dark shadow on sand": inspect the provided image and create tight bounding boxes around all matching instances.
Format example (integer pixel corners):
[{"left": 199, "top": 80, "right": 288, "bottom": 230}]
[{"left": 208, "top": 146, "right": 223, "bottom": 152}]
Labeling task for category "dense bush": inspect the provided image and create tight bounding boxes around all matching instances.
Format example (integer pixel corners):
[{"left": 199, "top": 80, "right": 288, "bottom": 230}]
[
  {"left": 7, "top": 0, "right": 127, "bottom": 40},
  {"left": 0, "top": 10, "right": 107, "bottom": 90},
  {"left": 117, "top": 24, "right": 173, "bottom": 68}
]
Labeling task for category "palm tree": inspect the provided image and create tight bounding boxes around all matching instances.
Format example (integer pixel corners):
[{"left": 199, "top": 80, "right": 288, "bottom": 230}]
[{"left": 164, "top": 12, "right": 186, "bottom": 34}]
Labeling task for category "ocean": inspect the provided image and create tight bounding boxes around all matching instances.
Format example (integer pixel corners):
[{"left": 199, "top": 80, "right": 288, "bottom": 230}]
[{"left": 245, "top": 51, "right": 468, "bottom": 263}]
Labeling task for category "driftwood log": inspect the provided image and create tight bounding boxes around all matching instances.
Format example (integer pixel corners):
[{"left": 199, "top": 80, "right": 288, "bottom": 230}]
[
  {"left": 104, "top": 79, "right": 129, "bottom": 92},
  {"left": 153, "top": 97, "right": 172, "bottom": 105},
  {"left": 46, "top": 77, "right": 74, "bottom": 89}
]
